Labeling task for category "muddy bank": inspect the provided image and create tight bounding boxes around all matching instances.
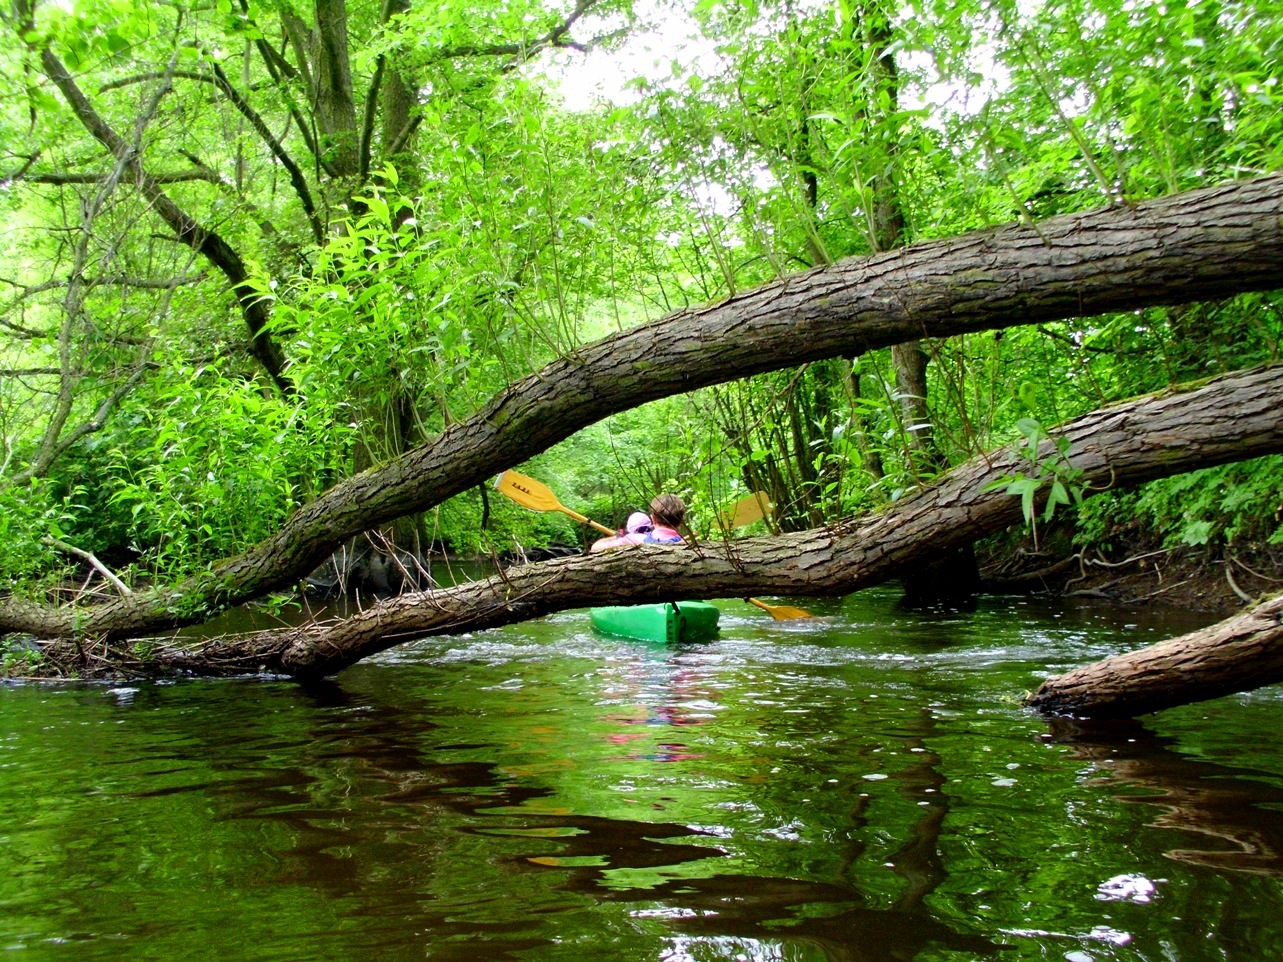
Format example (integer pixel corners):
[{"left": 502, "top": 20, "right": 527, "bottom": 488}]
[{"left": 979, "top": 533, "right": 1282, "bottom": 618}]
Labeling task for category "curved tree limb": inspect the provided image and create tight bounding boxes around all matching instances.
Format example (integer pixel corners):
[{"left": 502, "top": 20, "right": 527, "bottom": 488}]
[{"left": 2, "top": 175, "right": 1281, "bottom": 641}]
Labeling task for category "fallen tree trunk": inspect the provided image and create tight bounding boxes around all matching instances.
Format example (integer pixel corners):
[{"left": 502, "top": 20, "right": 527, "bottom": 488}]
[
  {"left": 4, "top": 174, "right": 1283, "bottom": 642},
  {"left": 1025, "top": 593, "right": 1283, "bottom": 719},
  {"left": 44, "top": 363, "right": 1276, "bottom": 679}
]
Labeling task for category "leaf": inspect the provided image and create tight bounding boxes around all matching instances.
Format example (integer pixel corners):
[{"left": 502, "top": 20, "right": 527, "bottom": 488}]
[{"left": 1043, "top": 479, "right": 1071, "bottom": 522}]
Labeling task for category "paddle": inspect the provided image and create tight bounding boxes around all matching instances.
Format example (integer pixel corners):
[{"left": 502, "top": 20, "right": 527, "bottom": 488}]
[
  {"left": 745, "top": 597, "right": 814, "bottom": 620},
  {"left": 718, "top": 490, "right": 774, "bottom": 529},
  {"left": 717, "top": 491, "right": 813, "bottom": 620},
  {"left": 495, "top": 470, "right": 814, "bottom": 620},
  {"left": 494, "top": 470, "right": 614, "bottom": 536}
]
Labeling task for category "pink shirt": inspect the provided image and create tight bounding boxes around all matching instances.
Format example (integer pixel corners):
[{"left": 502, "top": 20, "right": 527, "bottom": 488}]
[{"left": 590, "top": 532, "right": 648, "bottom": 553}]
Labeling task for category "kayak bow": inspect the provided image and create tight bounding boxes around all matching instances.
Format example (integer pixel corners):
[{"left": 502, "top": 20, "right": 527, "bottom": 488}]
[{"left": 589, "top": 601, "right": 720, "bottom": 644}]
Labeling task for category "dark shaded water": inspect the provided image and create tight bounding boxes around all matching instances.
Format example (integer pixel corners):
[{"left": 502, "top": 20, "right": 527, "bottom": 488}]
[{"left": 4, "top": 587, "right": 1283, "bottom": 960}]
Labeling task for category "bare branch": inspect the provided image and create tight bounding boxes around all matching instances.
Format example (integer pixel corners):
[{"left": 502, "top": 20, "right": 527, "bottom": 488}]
[
  {"left": 1, "top": 272, "right": 207, "bottom": 296},
  {"left": 15, "top": 169, "right": 224, "bottom": 185},
  {"left": 42, "top": 536, "right": 132, "bottom": 596},
  {"left": 433, "top": 0, "right": 611, "bottom": 60},
  {"left": 0, "top": 316, "right": 51, "bottom": 339}
]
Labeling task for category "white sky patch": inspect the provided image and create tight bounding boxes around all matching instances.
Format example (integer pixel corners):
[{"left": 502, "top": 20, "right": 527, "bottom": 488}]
[
  {"left": 540, "top": 8, "right": 1004, "bottom": 124},
  {"left": 537, "top": 6, "right": 721, "bottom": 111}
]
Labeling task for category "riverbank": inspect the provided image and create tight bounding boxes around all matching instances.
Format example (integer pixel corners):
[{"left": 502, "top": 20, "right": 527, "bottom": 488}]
[{"left": 980, "top": 535, "right": 1282, "bottom": 617}]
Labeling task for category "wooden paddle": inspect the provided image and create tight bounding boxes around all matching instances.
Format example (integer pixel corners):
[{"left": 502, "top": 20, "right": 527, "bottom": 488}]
[{"left": 495, "top": 470, "right": 813, "bottom": 620}]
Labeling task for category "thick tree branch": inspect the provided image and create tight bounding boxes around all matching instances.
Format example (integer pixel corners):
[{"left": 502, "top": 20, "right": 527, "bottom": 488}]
[
  {"left": 2, "top": 175, "right": 1280, "bottom": 641},
  {"left": 1025, "top": 593, "right": 1283, "bottom": 718}
]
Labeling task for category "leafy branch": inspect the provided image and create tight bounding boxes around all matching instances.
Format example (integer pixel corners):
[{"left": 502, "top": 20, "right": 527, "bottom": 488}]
[{"left": 984, "top": 417, "right": 1087, "bottom": 548}]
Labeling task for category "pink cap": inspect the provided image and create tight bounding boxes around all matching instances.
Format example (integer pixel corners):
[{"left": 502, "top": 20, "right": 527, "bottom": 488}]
[{"left": 626, "top": 511, "right": 653, "bottom": 534}]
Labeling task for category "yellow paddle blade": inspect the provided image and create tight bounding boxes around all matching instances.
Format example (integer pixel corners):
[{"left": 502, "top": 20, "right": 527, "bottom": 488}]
[
  {"left": 746, "top": 597, "right": 814, "bottom": 620},
  {"left": 495, "top": 470, "right": 614, "bottom": 535},
  {"left": 495, "top": 469, "right": 564, "bottom": 514},
  {"left": 720, "top": 491, "right": 773, "bottom": 528}
]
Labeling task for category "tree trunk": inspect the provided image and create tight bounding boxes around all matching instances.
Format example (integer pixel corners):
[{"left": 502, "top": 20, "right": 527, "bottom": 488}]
[
  {"left": 1025, "top": 592, "right": 1283, "bottom": 719},
  {"left": 861, "top": 0, "right": 973, "bottom": 603},
  {"left": 44, "top": 362, "right": 1283, "bottom": 678},
  {"left": 311, "top": 0, "right": 360, "bottom": 179},
  {"left": 2, "top": 175, "right": 1281, "bottom": 641}
]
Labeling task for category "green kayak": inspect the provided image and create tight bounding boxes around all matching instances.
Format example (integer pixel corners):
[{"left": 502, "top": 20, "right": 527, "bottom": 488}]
[{"left": 589, "top": 601, "right": 720, "bottom": 644}]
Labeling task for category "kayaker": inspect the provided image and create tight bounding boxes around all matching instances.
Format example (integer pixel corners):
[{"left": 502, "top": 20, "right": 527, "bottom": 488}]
[
  {"left": 590, "top": 510, "right": 654, "bottom": 552},
  {"left": 590, "top": 494, "right": 687, "bottom": 551},
  {"left": 643, "top": 494, "right": 686, "bottom": 544}
]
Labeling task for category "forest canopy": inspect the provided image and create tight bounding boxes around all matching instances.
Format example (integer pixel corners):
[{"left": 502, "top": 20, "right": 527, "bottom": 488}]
[{"left": 0, "top": 0, "right": 1280, "bottom": 675}]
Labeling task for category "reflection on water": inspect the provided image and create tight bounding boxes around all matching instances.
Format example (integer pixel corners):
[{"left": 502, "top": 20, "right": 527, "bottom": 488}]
[
  {"left": 1049, "top": 716, "right": 1283, "bottom": 875},
  {"left": 3, "top": 586, "right": 1283, "bottom": 960}
]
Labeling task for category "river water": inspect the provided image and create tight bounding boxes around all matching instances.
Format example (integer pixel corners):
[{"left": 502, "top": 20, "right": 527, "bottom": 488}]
[{"left": 3, "top": 586, "right": 1282, "bottom": 961}]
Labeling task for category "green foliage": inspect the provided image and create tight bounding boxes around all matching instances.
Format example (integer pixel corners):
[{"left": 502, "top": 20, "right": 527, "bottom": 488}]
[
  {"left": 984, "top": 416, "right": 1086, "bottom": 546},
  {"left": 1080, "top": 457, "right": 1283, "bottom": 551},
  {"left": 1075, "top": 456, "right": 1283, "bottom": 564},
  {"left": 0, "top": 0, "right": 1279, "bottom": 594},
  {"left": 104, "top": 361, "right": 339, "bottom": 579},
  {"left": 0, "top": 480, "right": 69, "bottom": 588}
]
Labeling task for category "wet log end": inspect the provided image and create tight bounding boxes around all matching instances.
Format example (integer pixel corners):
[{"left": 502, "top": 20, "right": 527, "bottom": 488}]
[{"left": 1026, "top": 593, "right": 1283, "bottom": 719}]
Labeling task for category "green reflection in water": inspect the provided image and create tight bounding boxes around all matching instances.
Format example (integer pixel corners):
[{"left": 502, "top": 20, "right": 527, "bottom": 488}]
[{"left": 2, "top": 587, "right": 1282, "bottom": 960}]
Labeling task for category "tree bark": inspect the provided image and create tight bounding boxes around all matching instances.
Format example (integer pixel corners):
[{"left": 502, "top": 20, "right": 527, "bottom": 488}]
[
  {"left": 310, "top": 0, "right": 360, "bottom": 178},
  {"left": 3, "top": 175, "right": 1282, "bottom": 641},
  {"left": 1025, "top": 593, "right": 1283, "bottom": 719},
  {"left": 63, "top": 363, "right": 1283, "bottom": 678}
]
